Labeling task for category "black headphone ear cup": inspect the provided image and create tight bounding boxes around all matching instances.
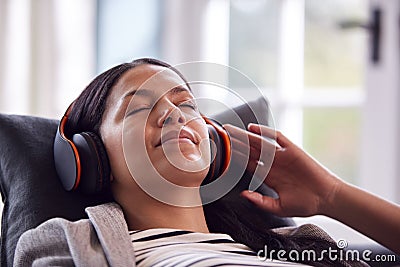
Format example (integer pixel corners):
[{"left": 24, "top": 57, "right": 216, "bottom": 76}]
[
  {"left": 72, "top": 132, "right": 110, "bottom": 194},
  {"left": 54, "top": 126, "right": 80, "bottom": 191}
]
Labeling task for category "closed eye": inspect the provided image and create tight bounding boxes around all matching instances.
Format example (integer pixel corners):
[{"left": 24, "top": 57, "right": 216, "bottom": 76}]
[
  {"left": 178, "top": 101, "right": 198, "bottom": 111},
  {"left": 125, "top": 107, "right": 151, "bottom": 117}
]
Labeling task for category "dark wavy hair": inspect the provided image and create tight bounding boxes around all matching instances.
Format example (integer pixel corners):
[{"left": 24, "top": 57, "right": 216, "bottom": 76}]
[{"left": 65, "top": 58, "right": 355, "bottom": 267}]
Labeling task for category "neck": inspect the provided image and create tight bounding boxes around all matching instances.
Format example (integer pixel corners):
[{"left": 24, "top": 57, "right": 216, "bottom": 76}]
[{"left": 122, "top": 192, "right": 210, "bottom": 233}]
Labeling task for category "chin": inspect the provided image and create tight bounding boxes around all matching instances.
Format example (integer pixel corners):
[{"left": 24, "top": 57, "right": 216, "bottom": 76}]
[{"left": 153, "top": 158, "right": 209, "bottom": 187}]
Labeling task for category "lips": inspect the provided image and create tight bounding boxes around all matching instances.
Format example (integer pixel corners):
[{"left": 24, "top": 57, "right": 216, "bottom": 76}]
[{"left": 156, "top": 128, "right": 198, "bottom": 147}]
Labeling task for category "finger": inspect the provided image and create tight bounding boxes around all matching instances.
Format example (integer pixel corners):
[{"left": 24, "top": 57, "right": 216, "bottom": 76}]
[
  {"left": 247, "top": 123, "right": 276, "bottom": 139},
  {"left": 224, "top": 124, "right": 255, "bottom": 144},
  {"left": 224, "top": 124, "right": 277, "bottom": 170},
  {"left": 240, "top": 190, "right": 283, "bottom": 215},
  {"left": 231, "top": 150, "right": 258, "bottom": 174},
  {"left": 230, "top": 135, "right": 276, "bottom": 172},
  {"left": 230, "top": 136, "right": 260, "bottom": 161},
  {"left": 248, "top": 123, "right": 289, "bottom": 148},
  {"left": 232, "top": 149, "right": 273, "bottom": 184},
  {"left": 231, "top": 149, "right": 270, "bottom": 180},
  {"left": 225, "top": 124, "right": 277, "bottom": 152}
]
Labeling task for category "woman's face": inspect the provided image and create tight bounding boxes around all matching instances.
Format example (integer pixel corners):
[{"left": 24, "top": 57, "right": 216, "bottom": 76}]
[{"left": 100, "top": 64, "right": 211, "bottom": 200}]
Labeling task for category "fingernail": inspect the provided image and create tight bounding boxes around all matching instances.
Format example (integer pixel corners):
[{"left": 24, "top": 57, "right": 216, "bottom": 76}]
[{"left": 243, "top": 191, "right": 259, "bottom": 202}]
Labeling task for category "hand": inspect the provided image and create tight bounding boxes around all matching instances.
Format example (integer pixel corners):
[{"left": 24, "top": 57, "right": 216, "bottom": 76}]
[{"left": 224, "top": 123, "right": 343, "bottom": 217}]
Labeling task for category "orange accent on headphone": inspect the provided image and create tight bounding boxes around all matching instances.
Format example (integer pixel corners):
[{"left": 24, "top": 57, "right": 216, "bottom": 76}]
[
  {"left": 59, "top": 104, "right": 81, "bottom": 190},
  {"left": 203, "top": 116, "right": 231, "bottom": 177}
]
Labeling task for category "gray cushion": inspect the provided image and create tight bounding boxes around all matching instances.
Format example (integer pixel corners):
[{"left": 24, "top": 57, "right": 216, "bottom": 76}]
[{"left": 0, "top": 114, "right": 108, "bottom": 267}]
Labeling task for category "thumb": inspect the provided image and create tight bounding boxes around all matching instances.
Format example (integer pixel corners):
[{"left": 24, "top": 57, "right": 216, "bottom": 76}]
[{"left": 240, "top": 190, "right": 282, "bottom": 215}]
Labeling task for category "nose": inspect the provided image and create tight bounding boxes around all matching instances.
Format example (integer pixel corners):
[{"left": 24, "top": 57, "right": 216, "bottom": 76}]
[{"left": 157, "top": 102, "right": 186, "bottom": 127}]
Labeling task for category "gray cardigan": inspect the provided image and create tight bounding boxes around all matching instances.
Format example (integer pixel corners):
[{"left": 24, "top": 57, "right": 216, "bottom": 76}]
[
  {"left": 13, "top": 202, "right": 367, "bottom": 267},
  {"left": 14, "top": 202, "right": 135, "bottom": 267}
]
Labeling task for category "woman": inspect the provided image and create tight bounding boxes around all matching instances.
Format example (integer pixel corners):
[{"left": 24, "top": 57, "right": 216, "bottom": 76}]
[{"left": 14, "top": 58, "right": 374, "bottom": 266}]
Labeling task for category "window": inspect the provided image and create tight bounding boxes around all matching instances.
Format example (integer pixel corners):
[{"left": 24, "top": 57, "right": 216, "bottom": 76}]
[
  {"left": 303, "top": 0, "right": 367, "bottom": 184},
  {"left": 229, "top": 0, "right": 280, "bottom": 90},
  {"left": 226, "top": 0, "right": 367, "bottom": 185},
  {"left": 96, "top": 0, "right": 163, "bottom": 72}
]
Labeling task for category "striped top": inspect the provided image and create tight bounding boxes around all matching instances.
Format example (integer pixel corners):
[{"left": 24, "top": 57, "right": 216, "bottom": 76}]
[{"left": 130, "top": 228, "right": 309, "bottom": 267}]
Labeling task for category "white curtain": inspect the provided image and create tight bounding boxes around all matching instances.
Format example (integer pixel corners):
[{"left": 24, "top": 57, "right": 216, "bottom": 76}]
[{"left": 0, "top": 0, "right": 96, "bottom": 119}]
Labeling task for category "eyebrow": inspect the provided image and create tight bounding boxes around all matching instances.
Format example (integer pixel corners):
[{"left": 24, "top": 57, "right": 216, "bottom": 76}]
[
  {"left": 122, "top": 86, "right": 191, "bottom": 100},
  {"left": 123, "top": 88, "right": 152, "bottom": 99},
  {"left": 169, "top": 86, "right": 191, "bottom": 95}
]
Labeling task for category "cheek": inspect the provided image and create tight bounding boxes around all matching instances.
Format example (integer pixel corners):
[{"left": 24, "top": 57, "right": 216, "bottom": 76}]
[
  {"left": 108, "top": 121, "right": 155, "bottom": 194},
  {"left": 122, "top": 119, "right": 157, "bottom": 176},
  {"left": 102, "top": 118, "right": 146, "bottom": 185},
  {"left": 123, "top": 121, "right": 147, "bottom": 160},
  {"left": 199, "top": 127, "right": 211, "bottom": 165},
  {"left": 199, "top": 125, "right": 209, "bottom": 142},
  {"left": 194, "top": 120, "right": 210, "bottom": 149},
  {"left": 103, "top": 131, "right": 129, "bottom": 184}
]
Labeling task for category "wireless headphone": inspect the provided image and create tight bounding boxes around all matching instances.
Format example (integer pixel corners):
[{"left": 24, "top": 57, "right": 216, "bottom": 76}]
[{"left": 53, "top": 103, "right": 231, "bottom": 194}]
